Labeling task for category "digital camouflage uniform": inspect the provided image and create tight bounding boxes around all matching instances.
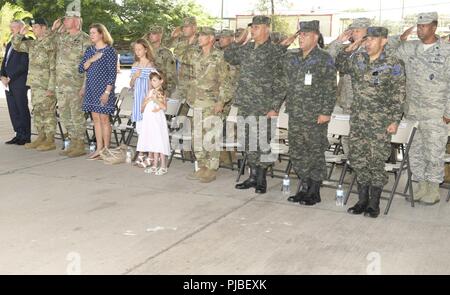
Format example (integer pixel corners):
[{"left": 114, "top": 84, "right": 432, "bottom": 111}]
[
  {"left": 147, "top": 26, "right": 178, "bottom": 95},
  {"left": 166, "top": 17, "right": 201, "bottom": 105},
  {"left": 336, "top": 35, "right": 406, "bottom": 188},
  {"left": 12, "top": 29, "right": 56, "bottom": 150},
  {"left": 224, "top": 27, "right": 285, "bottom": 170},
  {"left": 283, "top": 46, "right": 337, "bottom": 182},
  {"left": 50, "top": 29, "right": 91, "bottom": 144},
  {"left": 388, "top": 13, "right": 450, "bottom": 194},
  {"left": 188, "top": 28, "right": 231, "bottom": 172}
]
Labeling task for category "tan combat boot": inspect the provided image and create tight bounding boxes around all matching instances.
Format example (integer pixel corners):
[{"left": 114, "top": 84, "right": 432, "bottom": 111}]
[
  {"left": 199, "top": 168, "right": 217, "bottom": 183},
  {"left": 36, "top": 133, "right": 56, "bottom": 151},
  {"left": 412, "top": 181, "right": 428, "bottom": 202},
  {"left": 67, "top": 139, "right": 87, "bottom": 158},
  {"left": 186, "top": 166, "right": 208, "bottom": 180},
  {"left": 420, "top": 182, "right": 441, "bottom": 205},
  {"left": 24, "top": 132, "right": 46, "bottom": 149}
]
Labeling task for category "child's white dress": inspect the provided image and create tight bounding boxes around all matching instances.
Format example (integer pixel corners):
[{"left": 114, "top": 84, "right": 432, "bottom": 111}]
[{"left": 136, "top": 91, "right": 171, "bottom": 156}]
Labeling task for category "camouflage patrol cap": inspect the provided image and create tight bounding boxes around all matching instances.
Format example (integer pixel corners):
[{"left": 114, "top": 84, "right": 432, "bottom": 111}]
[
  {"left": 182, "top": 16, "right": 197, "bottom": 27},
  {"left": 219, "top": 29, "right": 235, "bottom": 38},
  {"left": 30, "top": 18, "right": 48, "bottom": 26},
  {"left": 366, "top": 26, "right": 388, "bottom": 38},
  {"left": 417, "top": 12, "right": 438, "bottom": 25},
  {"left": 65, "top": 10, "right": 81, "bottom": 17},
  {"left": 299, "top": 20, "right": 320, "bottom": 33},
  {"left": 198, "top": 27, "right": 216, "bottom": 36},
  {"left": 148, "top": 25, "right": 163, "bottom": 34},
  {"left": 250, "top": 15, "right": 271, "bottom": 26},
  {"left": 349, "top": 18, "right": 371, "bottom": 29}
]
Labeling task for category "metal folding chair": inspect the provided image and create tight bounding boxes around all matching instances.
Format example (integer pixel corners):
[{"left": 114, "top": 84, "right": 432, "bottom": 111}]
[{"left": 342, "top": 120, "right": 418, "bottom": 215}]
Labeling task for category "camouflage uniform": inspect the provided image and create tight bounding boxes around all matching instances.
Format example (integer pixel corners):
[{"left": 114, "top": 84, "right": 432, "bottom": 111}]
[
  {"left": 12, "top": 29, "right": 56, "bottom": 147},
  {"left": 147, "top": 26, "right": 178, "bottom": 95},
  {"left": 189, "top": 29, "right": 231, "bottom": 171},
  {"left": 166, "top": 17, "right": 201, "bottom": 105},
  {"left": 50, "top": 29, "right": 91, "bottom": 143},
  {"left": 336, "top": 33, "right": 406, "bottom": 188},
  {"left": 327, "top": 18, "right": 371, "bottom": 114},
  {"left": 388, "top": 13, "right": 450, "bottom": 190},
  {"left": 283, "top": 46, "right": 337, "bottom": 182},
  {"left": 224, "top": 23, "right": 285, "bottom": 170},
  {"left": 217, "top": 29, "right": 240, "bottom": 117}
]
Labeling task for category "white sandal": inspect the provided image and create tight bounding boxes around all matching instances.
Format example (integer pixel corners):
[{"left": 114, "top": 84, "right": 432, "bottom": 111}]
[
  {"left": 144, "top": 166, "right": 158, "bottom": 174},
  {"left": 155, "top": 167, "right": 168, "bottom": 176}
]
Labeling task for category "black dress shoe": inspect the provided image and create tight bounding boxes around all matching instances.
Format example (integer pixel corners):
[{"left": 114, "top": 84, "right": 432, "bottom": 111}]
[
  {"left": 347, "top": 203, "right": 366, "bottom": 215},
  {"left": 299, "top": 180, "right": 321, "bottom": 206},
  {"left": 15, "top": 138, "right": 30, "bottom": 145},
  {"left": 5, "top": 137, "right": 18, "bottom": 144},
  {"left": 235, "top": 167, "right": 257, "bottom": 190},
  {"left": 287, "top": 192, "right": 306, "bottom": 203}
]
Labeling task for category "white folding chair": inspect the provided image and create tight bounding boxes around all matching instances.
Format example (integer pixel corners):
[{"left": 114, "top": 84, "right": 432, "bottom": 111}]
[{"left": 326, "top": 114, "right": 350, "bottom": 181}]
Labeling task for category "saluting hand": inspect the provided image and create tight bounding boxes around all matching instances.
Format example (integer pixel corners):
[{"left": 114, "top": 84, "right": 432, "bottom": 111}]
[
  {"left": 171, "top": 27, "right": 182, "bottom": 39},
  {"left": 337, "top": 30, "right": 352, "bottom": 42},
  {"left": 280, "top": 34, "right": 296, "bottom": 47},
  {"left": 52, "top": 18, "right": 62, "bottom": 32},
  {"left": 19, "top": 26, "right": 29, "bottom": 35},
  {"left": 400, "top": 26, "right": 415, "bottom": 41},
  {"left": 236, "top": 29, "right": 249, "bottom": 45}
]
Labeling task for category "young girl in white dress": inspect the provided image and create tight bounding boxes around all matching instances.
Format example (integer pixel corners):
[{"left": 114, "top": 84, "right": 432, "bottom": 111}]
[{"left": 136, "top": 72, "right": 171, "bottom": 175}]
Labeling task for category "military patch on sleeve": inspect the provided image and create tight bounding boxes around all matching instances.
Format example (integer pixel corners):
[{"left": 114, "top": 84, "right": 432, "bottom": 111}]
[{"left": 392, "top": 64, "right": 402, "bottom": 76}]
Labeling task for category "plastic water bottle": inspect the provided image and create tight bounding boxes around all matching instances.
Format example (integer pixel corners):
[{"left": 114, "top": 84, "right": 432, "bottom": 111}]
[
  {"left": 282, "top": 175, "right": 291, "bottom": 196},
  {"left": 336, "top": 184, "right": 344, "bottom": 207},
  {"left": 64, "top": 138, "right": 71, "bottom": 150},
  {"left": 89, "top": 142, "right": 96, "bottom": 153},
  {"left": 126, "top": 147, "right": 132, "bottom": 164}
]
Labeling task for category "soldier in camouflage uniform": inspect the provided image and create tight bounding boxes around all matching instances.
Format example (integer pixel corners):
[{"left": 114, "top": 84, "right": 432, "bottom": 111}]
[
  {"left": 50, "top": 11, "right": 91, "bottom": 157},
  {"left": 167, "top": 17, "right": 201, "bottom": 113},
  {"left": 12, "top": 18, "right": 57, "bottom": 151},
  {"left": 283, "top": 21, "right": 337, "bottom": 206},
  {"left": 388, "top": 12, "right": 450, "bottom": 205},
  {"left": 224, "top": 15, "right": 286, "bottom": 194},
  {"left": 336, "top": 27, "right": 406, "bottom": 218},
  {"left": 326, "top": 18, "right": 371, "bottom": 155},
  {"left": 185, "top": 27, "right": 231, "bottom": 183},
  {"left": 145, "top": 26, "right": 177, "bottom": 95},
  {"left": 217, "top": 29, "right": 239, "bottom": 117}
]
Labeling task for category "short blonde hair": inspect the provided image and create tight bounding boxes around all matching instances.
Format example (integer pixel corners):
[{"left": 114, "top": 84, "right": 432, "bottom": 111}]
[{"left": 89, "top": 23, "right": 113, "bottom": 46}]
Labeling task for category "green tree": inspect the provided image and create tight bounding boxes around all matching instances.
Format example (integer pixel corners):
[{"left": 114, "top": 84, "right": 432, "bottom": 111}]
[{"left": 0, "top": 0, "right": 215, "bottom": 46}]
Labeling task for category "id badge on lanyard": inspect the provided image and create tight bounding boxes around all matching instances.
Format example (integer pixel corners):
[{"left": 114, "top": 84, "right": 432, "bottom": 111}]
[{"left": 305, "top": 71, "right": 312, "bottom": 86}]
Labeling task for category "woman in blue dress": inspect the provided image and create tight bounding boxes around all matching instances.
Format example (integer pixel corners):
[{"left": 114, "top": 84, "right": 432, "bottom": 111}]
[{"left": 79, "top": 23, "right": 117, "bottom": 160}]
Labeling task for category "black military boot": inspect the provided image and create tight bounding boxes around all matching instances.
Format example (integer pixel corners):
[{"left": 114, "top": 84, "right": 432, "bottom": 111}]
[
  {"left": 255, "top": 166, "right": 267, "bottom": 194},
  {"left": 287, "top": 178, "right": 310, "bottom": 203},
  {"left": 235, "top": 166, "right": 257, "bottom": 190},
  {"left": 347, "top": 183, "right": 369, "bottom": 215},
  {"left": 299, "top": 179, "right": 321, "bottom": 206},
  {"left": 364, "top": 186, "right": 382, "bottom": 218}
]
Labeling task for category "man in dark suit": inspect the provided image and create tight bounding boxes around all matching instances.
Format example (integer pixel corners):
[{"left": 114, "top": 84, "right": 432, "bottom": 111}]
[{"left": 1, "top": 20, "right": 30, "bottom": 145}]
